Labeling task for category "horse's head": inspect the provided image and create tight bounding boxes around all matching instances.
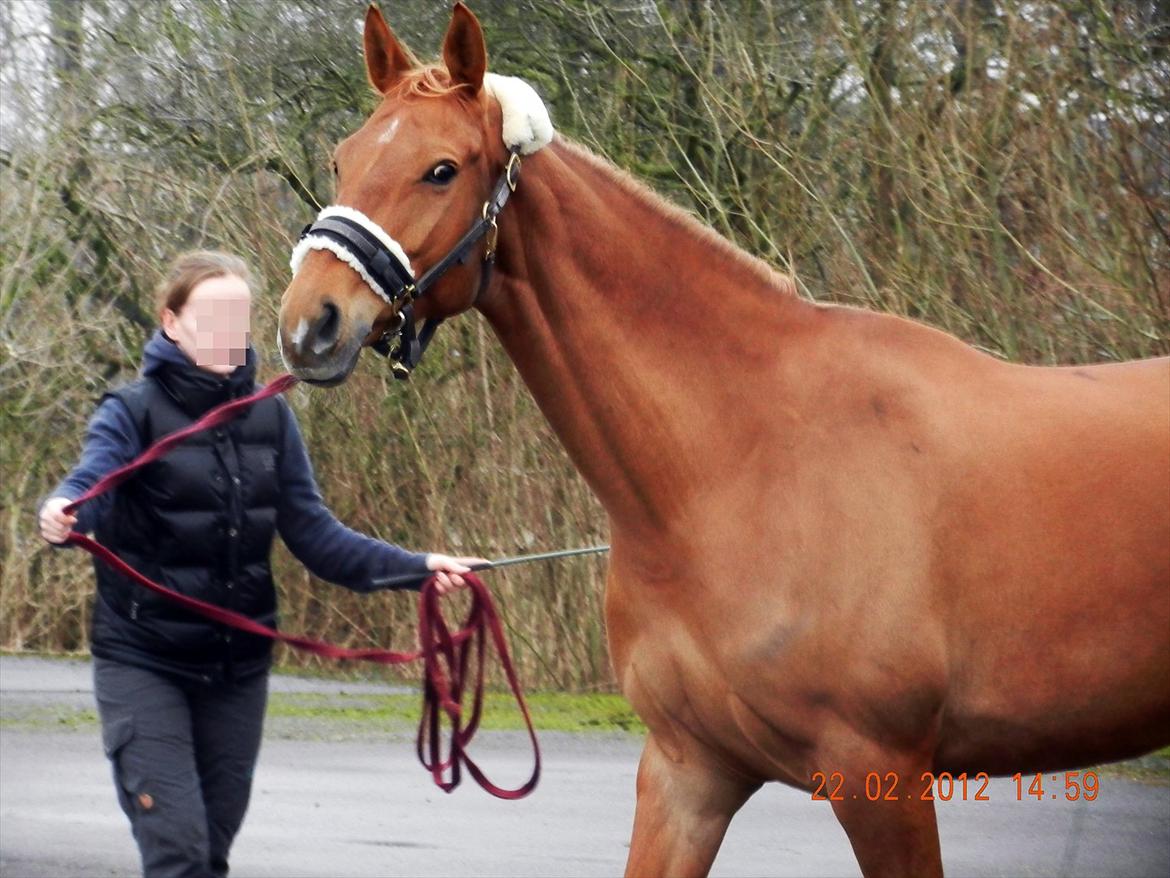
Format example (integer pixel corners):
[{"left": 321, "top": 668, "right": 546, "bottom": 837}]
[{"left": 278, "top": 3, "right": 550, "bottom": 384}]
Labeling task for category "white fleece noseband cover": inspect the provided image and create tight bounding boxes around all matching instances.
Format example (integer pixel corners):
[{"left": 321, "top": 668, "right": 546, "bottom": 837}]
[
  {"left": 289, "top": 73, "right": 553, "bottom": 292},
  {"left": 289, "top": 205, "right": 412, "bottom": 305}
]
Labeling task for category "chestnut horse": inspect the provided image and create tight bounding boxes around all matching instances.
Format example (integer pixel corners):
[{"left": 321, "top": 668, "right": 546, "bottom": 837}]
[{"left": 279, "top": 5, "right": 1170, "bottom": 876}]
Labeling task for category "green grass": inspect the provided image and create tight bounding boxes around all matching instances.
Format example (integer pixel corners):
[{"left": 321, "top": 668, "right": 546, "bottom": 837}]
[
  {"left": 0, "top": 706, "right": 100, "bottom": 730},
  {"left": 0, "top": 690, "right": 644, "bottom": 734},
  {"left": 1096, "top": 745, "right": 1170, "bottom": 783},
  {"left": 266, "top": 690, "right": 645, "bottom": 734},
  {"left": 0, "top": 653, "right": 642, "bottom": 733}
]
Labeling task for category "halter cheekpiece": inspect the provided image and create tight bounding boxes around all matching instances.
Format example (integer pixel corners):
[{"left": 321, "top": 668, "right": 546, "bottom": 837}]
[{"left": 289, "top": 73, "right": 552, "bottom": 379}]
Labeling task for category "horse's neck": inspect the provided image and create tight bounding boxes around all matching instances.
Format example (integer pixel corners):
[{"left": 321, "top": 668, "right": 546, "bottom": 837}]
[{"left": 479, "top": 139, "right": 808, "bottom": 540}]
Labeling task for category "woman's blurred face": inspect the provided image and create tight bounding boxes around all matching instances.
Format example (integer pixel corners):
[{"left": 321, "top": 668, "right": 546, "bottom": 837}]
[{"left": 163, "top": 274, "right": 252, "bottom": 375}]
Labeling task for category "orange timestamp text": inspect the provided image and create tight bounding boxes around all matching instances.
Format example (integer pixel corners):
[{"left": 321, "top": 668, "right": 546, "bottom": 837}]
[{"left": 811, "top": 770, "right": 1100, "bottom": 802}]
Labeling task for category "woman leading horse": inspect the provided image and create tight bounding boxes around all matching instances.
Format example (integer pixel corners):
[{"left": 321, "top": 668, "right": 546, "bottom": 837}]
[
  {"left": 277, "top": 5, "right": 1170, "bottom": 876},
  {"left": 41, "top": 249, "right": 484, "bottom": 878}
]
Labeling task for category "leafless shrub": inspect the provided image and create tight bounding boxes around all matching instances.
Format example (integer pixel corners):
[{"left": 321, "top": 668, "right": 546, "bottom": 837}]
[{"left": 2, "top": 0, "right": 1165, "bottom": 688}]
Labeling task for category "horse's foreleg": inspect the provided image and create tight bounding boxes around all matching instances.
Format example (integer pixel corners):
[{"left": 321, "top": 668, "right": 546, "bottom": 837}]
[
  {"left": 824, "top": 744, "right": 943, "bottom": 878},
  {"left": 624, "top": 733, "right": 761, "bottom": 878}
]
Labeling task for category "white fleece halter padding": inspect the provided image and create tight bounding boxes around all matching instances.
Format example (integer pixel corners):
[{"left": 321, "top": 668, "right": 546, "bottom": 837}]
[
  {"left": 484, "top": 73, "right": 553, "bottom": 155},
  {"left": 288, "top": 205, "right": 413, "bottom": 305}
]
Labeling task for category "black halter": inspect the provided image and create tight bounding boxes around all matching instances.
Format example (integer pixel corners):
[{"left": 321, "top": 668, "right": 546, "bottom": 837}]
[{"left": 296, "top": 148, "right": 522, "bottom": 379}]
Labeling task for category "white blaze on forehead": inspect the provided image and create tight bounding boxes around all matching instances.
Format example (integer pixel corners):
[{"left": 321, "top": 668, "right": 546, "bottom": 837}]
[
  {"left": 377, "top": 117, "right": 401, "bottom": 145},
  {"left": 484, "top": 73, "right": 554, "bottom": 155}
]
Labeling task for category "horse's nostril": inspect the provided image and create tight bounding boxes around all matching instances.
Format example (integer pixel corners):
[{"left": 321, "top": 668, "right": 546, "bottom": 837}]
[{"left": 309, "top": 302, "right": 341, "bottom": 355}]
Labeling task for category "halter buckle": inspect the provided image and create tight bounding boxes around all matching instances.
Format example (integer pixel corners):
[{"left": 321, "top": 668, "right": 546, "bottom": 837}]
[
  {"left": 483, "top": 216, "right": 499, "bottom": 260},
  {"left": 481, "top": 200, "right": 500, "bottom": 259}
]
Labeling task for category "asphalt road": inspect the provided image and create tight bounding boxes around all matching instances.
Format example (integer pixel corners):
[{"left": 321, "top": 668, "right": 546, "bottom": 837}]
[{"left": 1, "top": 656, "right": 1167, "bottom": 878}]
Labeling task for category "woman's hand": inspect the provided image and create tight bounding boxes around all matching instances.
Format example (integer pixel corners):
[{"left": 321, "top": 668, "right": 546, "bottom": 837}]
[
  {"left": 39, "top": 497, "right": 78, "bottom": 544},
  {"left": 425, "top": 553, "right": 490, "bottom": 595}
]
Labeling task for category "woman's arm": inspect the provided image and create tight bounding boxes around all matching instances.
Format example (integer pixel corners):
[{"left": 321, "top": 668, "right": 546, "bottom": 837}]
[
  {"left": 274, "top": 400, "right": 432, "bottom": 592},
  {"left": 39, "top": 397, "right": 142, "bottom": 542}
]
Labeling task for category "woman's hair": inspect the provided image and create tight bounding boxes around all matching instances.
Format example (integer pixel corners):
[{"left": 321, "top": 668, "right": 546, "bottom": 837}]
[{"left": 155, "top": 250, "right": 253, "bottom": 316}]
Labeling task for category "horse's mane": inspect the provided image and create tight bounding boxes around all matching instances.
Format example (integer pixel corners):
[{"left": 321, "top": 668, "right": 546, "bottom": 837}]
[{"left": 552, "top": 137, "right": 798, "bottom": 298}]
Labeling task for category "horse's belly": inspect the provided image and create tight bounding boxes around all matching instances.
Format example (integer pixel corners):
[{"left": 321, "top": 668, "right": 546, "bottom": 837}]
[
  {"left": 938, "top": 582, "right": 1170, "bottom": 775},
  {"left": 935, "top": 693, "right": 1170, "bottom": 775}
]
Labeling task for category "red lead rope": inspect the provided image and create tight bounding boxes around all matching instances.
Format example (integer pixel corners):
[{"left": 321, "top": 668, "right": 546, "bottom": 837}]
[{"left": 63, "top": 374, "right": 540, "bottom": 800}]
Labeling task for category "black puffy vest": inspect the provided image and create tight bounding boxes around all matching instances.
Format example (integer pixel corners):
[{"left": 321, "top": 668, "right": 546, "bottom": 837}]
[{"left": 90, "top": 354, "right": 283, "bottom": 683}]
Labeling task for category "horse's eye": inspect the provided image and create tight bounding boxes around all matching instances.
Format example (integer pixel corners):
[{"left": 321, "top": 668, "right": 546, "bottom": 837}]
[
  {"left": 424, "top": 162, "right": 458, "bottom": 185},
  {"left": 331, "top": 160, "right": 339, "bottom": 183}
]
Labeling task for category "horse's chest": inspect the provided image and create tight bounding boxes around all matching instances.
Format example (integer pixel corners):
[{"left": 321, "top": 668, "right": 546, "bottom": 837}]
[{"left": 605, "top": 585, "right": 821, "bottom": 782}]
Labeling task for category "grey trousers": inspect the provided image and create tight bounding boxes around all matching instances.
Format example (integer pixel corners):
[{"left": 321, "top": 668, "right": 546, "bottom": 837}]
[{"left": 93, "top": 657, "right": 268, "bottom": 878}]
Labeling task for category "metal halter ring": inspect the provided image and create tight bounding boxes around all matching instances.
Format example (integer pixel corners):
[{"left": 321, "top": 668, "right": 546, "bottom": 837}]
[
  {"left": 386, "top": 309, "right": 407, "bottom": 334},
  {"left": 505, "top": 152, "right": 521, "bottom": 191}
]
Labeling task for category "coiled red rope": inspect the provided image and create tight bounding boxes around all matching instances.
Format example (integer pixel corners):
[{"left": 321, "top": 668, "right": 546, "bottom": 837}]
[{"left": 63, "top": 374, "right": 540, "bottom": 800}]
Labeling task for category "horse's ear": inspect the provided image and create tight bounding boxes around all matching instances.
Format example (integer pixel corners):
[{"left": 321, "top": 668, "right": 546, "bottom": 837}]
[
  {"left": 441, "top": 2, "right": 486, "bottom": 95},
  {"left": 364, "top": 4, "right": 416, "bottom": 95}
]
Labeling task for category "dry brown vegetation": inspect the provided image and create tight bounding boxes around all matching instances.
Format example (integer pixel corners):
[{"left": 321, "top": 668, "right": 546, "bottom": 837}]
[{"left": 2, "top": 0, "right": 1166, "bottom": 689}]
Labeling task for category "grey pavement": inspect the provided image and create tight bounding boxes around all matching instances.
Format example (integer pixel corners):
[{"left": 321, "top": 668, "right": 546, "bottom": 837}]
[{"left": 1, "top": 656, "right": 1167, "bottom": 878}]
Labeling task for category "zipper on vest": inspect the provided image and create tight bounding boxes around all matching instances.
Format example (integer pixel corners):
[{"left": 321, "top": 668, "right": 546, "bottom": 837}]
[{"left": 129, "top": 600, "right": 139, "bottom": 621}]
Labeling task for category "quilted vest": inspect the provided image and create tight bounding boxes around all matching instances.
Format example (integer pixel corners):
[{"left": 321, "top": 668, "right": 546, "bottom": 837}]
[{"left": 90, "top": 358, "right": 283, "bottom": 682}]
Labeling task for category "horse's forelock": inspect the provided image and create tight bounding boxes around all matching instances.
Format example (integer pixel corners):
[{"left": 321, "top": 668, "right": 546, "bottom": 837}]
[{"left": 401, "top": 65, "right": 470, "bottom": 100}]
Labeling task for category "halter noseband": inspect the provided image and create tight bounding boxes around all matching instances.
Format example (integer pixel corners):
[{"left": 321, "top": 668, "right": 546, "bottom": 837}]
[{"left": 293, "top": 148, "right": 522, "bottom": 379}]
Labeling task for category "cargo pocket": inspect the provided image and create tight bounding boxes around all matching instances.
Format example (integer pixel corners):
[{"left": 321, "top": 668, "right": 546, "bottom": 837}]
[
  {"left": 101, "top": 715, "right": 141, "bottom": 808},
  {"left": 102, "top": 714, "right": 134, "bottom": 759}
]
